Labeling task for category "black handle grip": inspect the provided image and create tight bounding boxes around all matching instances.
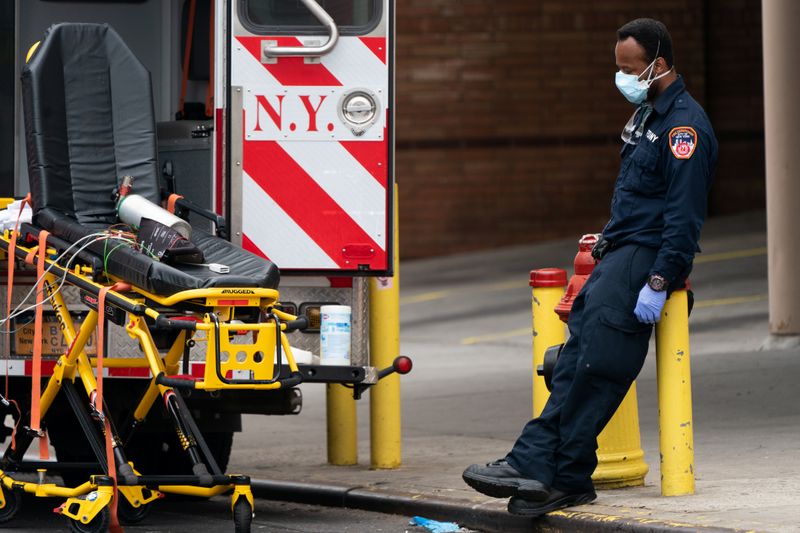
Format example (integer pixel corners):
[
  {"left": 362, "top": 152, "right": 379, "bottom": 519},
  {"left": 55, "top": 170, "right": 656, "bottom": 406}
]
[
  {"left": 155, "top": 316, "right": 198, "bottom": 331},
  {"left": 155, "top": 373, "right": 197, "bottom": 389},
  {"left": 277, "top": 371, "right": 303, "bottom": 388},
  {"left": 283, "top": 316, "right": 309, "bottom": 333},
  {"left": 174, "top": 198, "right": 229, "bottom": 239}
]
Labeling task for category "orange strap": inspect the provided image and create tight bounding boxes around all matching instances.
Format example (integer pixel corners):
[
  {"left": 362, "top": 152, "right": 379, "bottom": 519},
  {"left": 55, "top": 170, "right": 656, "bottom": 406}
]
[
  {"left": 6, "top": 194, "right": 31, "bottom": 452},
  {"left": 205, "top": 0, "right": 215, "bottom": 118},
  {"left": 179, "top": 0, "right": 198, "bottom": 118},
  {"left": 167, "top": 194, "right": 184, "bottom": 214},
  {"left": 97, "top": 285, "right": 124, "bottom": 533},
  {"left": 23, "top": 248, "right": 36, "bottom": 266},
  {"left": 5, "top": 232, "right": 15, "bottom": 400},
  {"left": 39, "top": 428, "right": 49, "bottom": 460},
  {"left": 6, "top": 194, "right": 30, "bottom": 397},
  {"left": 29, "top": 230, "right": 49, "bottom": 450}
]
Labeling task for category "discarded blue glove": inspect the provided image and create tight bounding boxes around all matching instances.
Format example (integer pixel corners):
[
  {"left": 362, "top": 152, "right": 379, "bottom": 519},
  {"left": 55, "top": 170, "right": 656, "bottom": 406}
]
[
  {"left": 634, "top": 284, "right": 667, "bottom": 324},
  {"left": 409, "top": 516, "right": 462, "bottom": 533}
]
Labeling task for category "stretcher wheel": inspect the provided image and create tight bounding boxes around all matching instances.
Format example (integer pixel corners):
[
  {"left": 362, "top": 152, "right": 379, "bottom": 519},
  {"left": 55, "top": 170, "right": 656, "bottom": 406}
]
[
  {"left": 66, "top": 507, "right": 109, "bottom": 533},
  {"left": 118, "top": 497, "right": 152, "bottom": 525},
  {"left": 232, "top": 498, "right": 252, "bottom": 533},
  {"left": 0, "top": 486, "right": 21, "bottom": 524}
]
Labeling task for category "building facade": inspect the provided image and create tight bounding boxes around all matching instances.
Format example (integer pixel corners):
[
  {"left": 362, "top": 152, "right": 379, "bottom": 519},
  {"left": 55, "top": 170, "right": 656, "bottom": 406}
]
[{"left": 396, "top": 0, "right": 764, "bottom": 258}]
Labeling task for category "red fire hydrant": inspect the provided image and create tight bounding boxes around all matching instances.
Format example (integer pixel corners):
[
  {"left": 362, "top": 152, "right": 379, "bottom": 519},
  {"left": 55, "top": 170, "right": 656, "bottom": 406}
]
[
  {"left": 554, "top": 234, "right": 600, "bottom": 322},
  {"left": 538, "top": 234, "right": 600, "bottom": 390}
]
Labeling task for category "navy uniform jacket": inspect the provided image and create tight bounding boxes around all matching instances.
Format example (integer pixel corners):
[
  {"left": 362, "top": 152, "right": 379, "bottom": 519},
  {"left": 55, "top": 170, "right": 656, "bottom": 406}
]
[{"left": 603, "top": 76, "right": 718, "bottom": 288}]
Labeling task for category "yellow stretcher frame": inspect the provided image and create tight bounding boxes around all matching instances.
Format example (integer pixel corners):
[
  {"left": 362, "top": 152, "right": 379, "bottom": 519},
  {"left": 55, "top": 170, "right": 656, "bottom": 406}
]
[{"left": 0, "top": 230, "right": 317, "bottom": 529}]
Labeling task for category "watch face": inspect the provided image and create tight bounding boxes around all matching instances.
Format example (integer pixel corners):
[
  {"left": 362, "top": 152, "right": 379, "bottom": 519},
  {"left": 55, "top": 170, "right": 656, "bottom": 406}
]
[{"left": 648, "top": 275, "right": 667, "bottom": 291}]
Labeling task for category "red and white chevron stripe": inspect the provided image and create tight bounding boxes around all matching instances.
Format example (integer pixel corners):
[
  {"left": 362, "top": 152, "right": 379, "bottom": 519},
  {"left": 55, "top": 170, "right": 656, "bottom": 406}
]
[{"left": 230, "top": 27, "right": 390, "bottom": 272}]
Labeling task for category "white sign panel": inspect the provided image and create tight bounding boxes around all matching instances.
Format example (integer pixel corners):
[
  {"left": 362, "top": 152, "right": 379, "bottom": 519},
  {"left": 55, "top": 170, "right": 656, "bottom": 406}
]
[{"left": 243, "top": 86, "right": 385, "bottom": 142}]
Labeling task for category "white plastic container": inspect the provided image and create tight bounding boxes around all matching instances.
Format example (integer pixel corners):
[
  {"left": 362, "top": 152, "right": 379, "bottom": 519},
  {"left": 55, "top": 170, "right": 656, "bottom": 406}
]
[{"left": 319, "top": 305, "right": 351, "bottom": 366}]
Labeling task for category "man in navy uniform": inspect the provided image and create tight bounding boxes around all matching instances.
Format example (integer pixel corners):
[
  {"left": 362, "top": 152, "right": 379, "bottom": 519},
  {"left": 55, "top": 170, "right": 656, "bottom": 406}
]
[{"left": 462, "top": 18, "right": 718, "bottom": 516}]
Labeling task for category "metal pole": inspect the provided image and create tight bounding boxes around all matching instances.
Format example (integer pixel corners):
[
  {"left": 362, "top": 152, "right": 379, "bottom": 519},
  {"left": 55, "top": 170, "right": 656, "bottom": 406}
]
[
  {"left": 655, "top": 289, "right": 695, "bottom": 496},
  {"left": 326, "top": 267, "right": 369, "bottom": 466},
  {"left": 326, "top": 384, "right": 357, "bottom": 465},
  {"left": 763, "top": 0, "right": 800, "bottom": 335},
  {"left": 369, "top": 184, "right": 401, "bottom": 469},
  {"left": 326, "top": 240, "right": 371, "bottom": 464},
  {"left": 530, "top": 269, "right": 567, "bottom": 417}
]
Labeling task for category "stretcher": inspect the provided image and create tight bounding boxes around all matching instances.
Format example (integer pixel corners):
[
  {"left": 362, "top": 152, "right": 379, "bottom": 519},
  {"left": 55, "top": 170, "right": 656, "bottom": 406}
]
[{"left": 0, "top": 22, "right": 409, "bottom": 532}]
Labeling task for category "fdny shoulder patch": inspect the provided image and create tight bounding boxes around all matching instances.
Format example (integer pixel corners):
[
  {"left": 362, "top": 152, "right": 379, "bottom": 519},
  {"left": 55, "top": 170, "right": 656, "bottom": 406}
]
[{"left": 669, "top": 126, "right": 698, "bottom": 159}]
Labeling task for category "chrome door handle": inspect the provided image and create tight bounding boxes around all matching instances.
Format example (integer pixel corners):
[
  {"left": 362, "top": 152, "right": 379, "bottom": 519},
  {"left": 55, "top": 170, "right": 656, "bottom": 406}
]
[{"left": 263, "top": 0, "right": 339, "bottom": 58}]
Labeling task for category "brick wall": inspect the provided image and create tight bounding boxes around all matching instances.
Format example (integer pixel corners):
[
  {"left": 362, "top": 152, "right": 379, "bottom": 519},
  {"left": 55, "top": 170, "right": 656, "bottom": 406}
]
[
  {"left": 705, "top": 1, "right": 764, "bottom": 215},
  {"left": 396, "top": 0, "right": 764, "bottom": 258}
]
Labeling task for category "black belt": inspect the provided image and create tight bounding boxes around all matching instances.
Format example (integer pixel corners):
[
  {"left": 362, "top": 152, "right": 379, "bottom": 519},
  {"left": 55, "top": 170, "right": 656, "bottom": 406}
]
[
  {"left": 592, "top": 237, "right": 651, "bottom": 261},
  {"left": 591, "top": 236, "right": 614, "bottom": 261}
]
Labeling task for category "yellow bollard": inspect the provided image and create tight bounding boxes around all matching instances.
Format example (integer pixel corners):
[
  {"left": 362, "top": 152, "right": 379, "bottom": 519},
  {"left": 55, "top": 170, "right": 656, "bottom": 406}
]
[
  {"left": 655, "top": 289, "right": 695, "bottom": 496},
  {"left": 326, "top": 384, "right": 357, "bottom": 465},
  {"left": 368, "top": 184, "right": 401, "bottom": 469},
  {"left": 530, "top": 269, "right": 567, "bottom": 417},
  {"left": 593, "top": 383, "right": 649, "bottom": 488}
]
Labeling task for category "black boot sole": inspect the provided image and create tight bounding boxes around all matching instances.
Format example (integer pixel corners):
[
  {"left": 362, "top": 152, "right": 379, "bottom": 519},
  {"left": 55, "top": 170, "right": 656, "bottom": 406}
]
[
  {"left": 508, "top": 491, "right": 597, "bottom": 517},
  {"left": 462, "top": 472, "right": 550, "bottom": 500},
  {"left": 462, "top": 471, "right": 517, "bottom": 498}
]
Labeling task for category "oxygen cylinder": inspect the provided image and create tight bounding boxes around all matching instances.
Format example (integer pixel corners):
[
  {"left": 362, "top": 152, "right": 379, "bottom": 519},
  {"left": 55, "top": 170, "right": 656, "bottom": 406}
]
[{"left": 117, "top": 194, "right": 192, "bottom": 239}]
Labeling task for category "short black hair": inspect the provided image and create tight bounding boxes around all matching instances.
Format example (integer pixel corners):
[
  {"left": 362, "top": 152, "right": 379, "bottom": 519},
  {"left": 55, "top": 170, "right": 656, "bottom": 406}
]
[{"left": 617, "top": 18, "right": 674, "bottom": 68}]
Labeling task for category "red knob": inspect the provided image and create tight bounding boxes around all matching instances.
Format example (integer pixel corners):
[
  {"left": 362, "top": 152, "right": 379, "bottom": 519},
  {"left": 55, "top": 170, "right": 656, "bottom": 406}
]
[{"left": 393, "top": 356, "right": 413, "bottom": 375}]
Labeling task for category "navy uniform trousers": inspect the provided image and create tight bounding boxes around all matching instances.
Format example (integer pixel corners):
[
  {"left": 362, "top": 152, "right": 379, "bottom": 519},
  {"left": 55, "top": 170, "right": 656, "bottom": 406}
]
[{"left": 506, "top": 244, "right": 657, "bottom": 493}]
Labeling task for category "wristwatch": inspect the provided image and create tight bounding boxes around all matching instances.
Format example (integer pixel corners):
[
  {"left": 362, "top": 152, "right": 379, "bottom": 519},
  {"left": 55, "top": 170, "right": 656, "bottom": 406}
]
[{"left": 647, "top": 274, "right": 668, "bottom": 292}]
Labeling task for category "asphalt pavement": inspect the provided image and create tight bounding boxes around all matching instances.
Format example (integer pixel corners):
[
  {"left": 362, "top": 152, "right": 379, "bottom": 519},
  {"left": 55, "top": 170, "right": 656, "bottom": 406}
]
[
  {"left": 5, "top": 494, "right": 421, "bottom": 532},
  {"left": 230, "top": 210, "right": 800, "bottom": 533}
]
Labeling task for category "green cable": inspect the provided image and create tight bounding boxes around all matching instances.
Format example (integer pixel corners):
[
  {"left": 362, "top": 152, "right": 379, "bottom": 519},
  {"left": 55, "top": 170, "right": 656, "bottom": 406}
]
[
  {"left": 139, "top": 242, "right": 158, "bottom": 259},
  {"left": 101, "top": 234, "right": 160, "bottom": 276},
  {"left": 103, "top": 241, "right": 130, "bottom": 274}
]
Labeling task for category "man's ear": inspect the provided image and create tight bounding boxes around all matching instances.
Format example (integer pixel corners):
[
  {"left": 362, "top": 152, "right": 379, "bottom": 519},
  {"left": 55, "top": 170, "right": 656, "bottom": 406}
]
[{"left": 654, "top": 57, "right": 668, "bottom": 75}]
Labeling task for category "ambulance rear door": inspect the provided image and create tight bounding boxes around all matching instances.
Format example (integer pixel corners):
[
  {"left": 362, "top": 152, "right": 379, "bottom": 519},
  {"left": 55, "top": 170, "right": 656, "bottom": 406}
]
[{"left": 226, "top": 0, "right": 392, "bottom": 274}]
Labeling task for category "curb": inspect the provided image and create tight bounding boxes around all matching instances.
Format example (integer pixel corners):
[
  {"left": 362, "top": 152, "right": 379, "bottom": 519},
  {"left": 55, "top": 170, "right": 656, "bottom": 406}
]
[{"left": 251, "top": 479, "right": 746, "bottom": 533}]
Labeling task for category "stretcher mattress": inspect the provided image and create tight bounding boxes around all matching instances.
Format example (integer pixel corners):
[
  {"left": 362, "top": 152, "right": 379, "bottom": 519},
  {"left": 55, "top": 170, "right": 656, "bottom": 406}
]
[{"left": 36, "top": 208, "right": 280, "bottom": 294}]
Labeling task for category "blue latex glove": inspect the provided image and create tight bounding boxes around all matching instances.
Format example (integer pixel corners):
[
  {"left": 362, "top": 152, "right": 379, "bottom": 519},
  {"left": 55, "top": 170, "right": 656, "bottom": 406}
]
[
  {"left": 634, "top": 284, "right": 667, "bottom": 324},
  {"left": 409, "top": 516, "right": 462, "bottom": 533}
]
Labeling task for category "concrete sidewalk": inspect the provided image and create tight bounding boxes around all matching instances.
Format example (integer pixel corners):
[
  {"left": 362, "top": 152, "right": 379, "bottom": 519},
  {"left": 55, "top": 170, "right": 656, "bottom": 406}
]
[{"left": 231, "top": 211, "right": 799, "bottom": 533}]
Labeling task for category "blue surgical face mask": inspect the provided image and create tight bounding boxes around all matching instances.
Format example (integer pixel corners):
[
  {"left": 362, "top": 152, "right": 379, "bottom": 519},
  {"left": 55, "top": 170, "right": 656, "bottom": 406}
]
[{"left": 615, "top": 59, "right": 671, "bottom": 105}]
